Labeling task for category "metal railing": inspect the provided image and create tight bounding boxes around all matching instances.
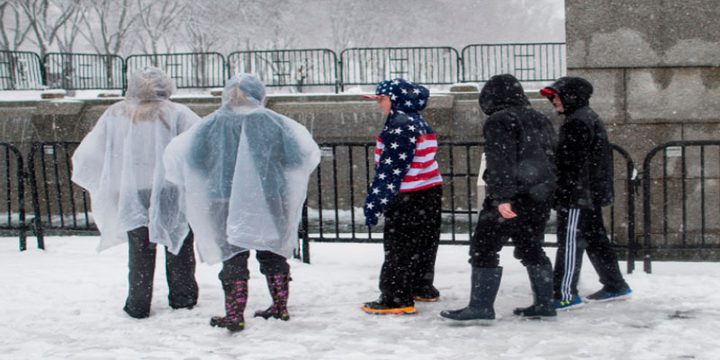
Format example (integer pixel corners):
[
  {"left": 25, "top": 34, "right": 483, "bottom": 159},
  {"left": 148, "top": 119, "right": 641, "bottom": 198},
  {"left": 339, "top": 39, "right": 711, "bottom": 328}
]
[
  {"left": 44, "top": 53, "right": 124, "bottom": 90},
  {"left": 125, "top": 52, "right": 227, "bottom": 89},
  {"left": 27, "top": 142, "right": 96, "bottom": 250},
  {"left": 0, "top": 44, "right": 567, "bottom": 93},
  {"left": 299, "top": 141, "right": 638, "bottom": 270},
  {"left": 0, "top": 143, "right": 28, "bottom": 250},
  {"left": 0, "top": 50, "right": 44, "bottom": 90},
  {"left": 9, "top": 138, "right": 720, "bottom": 275},
  {"left": 340, "top": 47, "right": 461, "bottom": 89},
  {"left": 227, "top": 49, "right": 339, "bottom": 92},
  {"left": 461, "top": 43, "right": 566, "bottom": 83},
  {"left": 642, "top": 141, "right": 720, "bottom": 273}
]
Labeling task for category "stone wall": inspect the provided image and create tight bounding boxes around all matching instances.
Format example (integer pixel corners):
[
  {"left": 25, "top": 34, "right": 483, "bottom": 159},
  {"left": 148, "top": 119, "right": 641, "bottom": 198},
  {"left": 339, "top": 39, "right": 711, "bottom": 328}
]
[{"left": 566, "top": 0, "right": 720, "bottom": 260}]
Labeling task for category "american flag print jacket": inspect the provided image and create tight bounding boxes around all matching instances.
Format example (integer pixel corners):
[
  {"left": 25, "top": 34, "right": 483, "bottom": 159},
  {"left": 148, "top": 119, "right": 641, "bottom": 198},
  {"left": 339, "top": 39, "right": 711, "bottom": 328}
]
[{"left": 364, "top": 79, "right": 443, "bottom": 226}]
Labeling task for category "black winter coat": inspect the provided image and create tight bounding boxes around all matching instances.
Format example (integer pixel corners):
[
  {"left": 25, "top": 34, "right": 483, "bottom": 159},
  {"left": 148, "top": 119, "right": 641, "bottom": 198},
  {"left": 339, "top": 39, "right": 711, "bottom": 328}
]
[
  {"left": 479, "top": 74, "right": 558, "bottom": 205},
  {"left": 548, "top": 77, "right": 614, "bottom": 209}
]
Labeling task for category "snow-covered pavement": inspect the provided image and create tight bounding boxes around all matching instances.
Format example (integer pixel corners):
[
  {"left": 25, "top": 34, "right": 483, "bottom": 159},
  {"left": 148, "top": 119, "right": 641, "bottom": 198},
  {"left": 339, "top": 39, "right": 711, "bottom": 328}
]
[{"left": 1, "top": 236, "right": 719, "bottom": 359}]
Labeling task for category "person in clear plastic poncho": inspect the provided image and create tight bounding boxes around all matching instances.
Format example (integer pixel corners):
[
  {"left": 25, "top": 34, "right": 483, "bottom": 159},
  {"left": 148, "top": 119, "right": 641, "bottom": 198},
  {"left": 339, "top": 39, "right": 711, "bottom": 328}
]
[
  {"left": 161, "top": 74, "right": 320, "bottom": 332},
  {"left": 71, "top": 67, "right": 201, "bottom": 319}
]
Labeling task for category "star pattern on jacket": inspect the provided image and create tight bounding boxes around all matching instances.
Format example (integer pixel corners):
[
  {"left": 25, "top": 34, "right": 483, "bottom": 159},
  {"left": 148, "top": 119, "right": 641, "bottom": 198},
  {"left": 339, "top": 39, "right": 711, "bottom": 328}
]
[
  {"left": 364, "top": 78, "right": 434, "bottom": 227},
  {"left": 364, "top": 111, "right": 425, "bottom": 226}
]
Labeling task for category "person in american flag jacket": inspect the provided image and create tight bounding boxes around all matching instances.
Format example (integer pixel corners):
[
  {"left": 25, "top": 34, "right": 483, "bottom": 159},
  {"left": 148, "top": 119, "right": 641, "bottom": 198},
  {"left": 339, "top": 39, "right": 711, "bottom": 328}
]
[{"left": 360, "top": 78, "right": 443, "bottom": 315}]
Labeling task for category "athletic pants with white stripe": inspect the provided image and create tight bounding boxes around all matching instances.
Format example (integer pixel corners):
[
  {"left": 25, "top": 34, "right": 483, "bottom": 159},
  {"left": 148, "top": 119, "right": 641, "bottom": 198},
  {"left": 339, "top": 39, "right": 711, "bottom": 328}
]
[{"left": 553, "top": 206, "right": 629, "bottom": 302}]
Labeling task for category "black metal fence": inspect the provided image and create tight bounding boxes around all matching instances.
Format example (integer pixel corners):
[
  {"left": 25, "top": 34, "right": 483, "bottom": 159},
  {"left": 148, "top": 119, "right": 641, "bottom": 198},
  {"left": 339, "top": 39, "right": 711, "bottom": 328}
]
[
  {"left": 642, "top": 141, "right": 720, "bottom": 272},
  {"left": 43, "top": 53, "right": 125, "bottom": 90},
  {"left": 0, "top": 143, "right": 28, "bottom": 250},
  {"left": 0, "top": 50, "right": 44, "bottom": 90},
  {"left": 340, "top": 47, "right": 461, "bottom": 89},
  {"left": 27, "top": 142, "right": 96, "bottom": 250},
  {"left": 300, "top": 142, "right": 638, "bottom": 273},
  {"left": 6, "top": 139, "right": 719, "bottom": 275},
  {"left": 125, "top": 52, "right": 226, "bottom": 89},
  {"left": 0, "top": 43, "right": 563, "bottom": 92},
  {"left": 227, "top": 49, "right": 339, "bottom": 92},
  {"left": 461, "top": 43, "right": 566, "bottom": 83}
]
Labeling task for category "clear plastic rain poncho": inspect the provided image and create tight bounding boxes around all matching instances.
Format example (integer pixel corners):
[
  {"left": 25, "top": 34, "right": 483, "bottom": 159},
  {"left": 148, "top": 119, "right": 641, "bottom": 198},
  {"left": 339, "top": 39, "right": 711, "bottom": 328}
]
[
  {"left": 71, "top": 67, "right": 201, "bottom": 251},
  {"left": 159, "top": 74, "right": 321, "bottom": 264}
]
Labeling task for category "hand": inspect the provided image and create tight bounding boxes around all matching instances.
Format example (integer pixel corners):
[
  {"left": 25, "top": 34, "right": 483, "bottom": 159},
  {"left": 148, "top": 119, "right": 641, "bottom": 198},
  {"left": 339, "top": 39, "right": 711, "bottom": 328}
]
[{"left": 497, "top": 202, "right": 517, "bottom": 219}]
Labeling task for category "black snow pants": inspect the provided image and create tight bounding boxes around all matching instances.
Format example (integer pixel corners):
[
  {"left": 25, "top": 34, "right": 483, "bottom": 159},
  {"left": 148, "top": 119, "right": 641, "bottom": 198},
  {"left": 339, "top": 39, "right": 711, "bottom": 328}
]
[
  {"left": 470, "top": 196, "right": 552, "bottom": 268},
  {"left": 219, "top": 250, "right": 290, "bottom": 282},
  {"left": 553, "top": 206, "right": 629, "bottom": 302},
  {"left": 379, "top": 185, "right": 442, "bottom": 306},
  {"left": 125, "top": 227, "right": 198, "bottom": 318}
]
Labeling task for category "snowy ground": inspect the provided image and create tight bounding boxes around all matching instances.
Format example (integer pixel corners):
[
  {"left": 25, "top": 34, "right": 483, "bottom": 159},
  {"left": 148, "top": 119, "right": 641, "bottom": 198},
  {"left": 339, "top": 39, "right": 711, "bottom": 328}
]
[{"left": 1, "top": 236, "right": 719, "bottom": 360}]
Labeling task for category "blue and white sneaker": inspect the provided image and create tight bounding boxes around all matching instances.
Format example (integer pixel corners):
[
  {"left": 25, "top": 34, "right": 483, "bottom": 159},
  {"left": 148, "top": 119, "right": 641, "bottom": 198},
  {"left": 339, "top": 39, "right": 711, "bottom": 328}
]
[
  {"left": 554, "top": 296, "right": 584, "bottom": 310},
  {"left": 586, "top": 287, "right": 632, "bottom": 302}
]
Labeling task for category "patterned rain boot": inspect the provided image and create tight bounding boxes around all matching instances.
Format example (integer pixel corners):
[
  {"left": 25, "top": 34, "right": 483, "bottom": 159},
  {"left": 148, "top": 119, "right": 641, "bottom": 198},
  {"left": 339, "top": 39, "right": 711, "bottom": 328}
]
[
  {"left": 254, "top": 273, "right": 290, "bottom": 321},
  {"left": 210, "top": 279, "right": 248, "bottom": 332}
]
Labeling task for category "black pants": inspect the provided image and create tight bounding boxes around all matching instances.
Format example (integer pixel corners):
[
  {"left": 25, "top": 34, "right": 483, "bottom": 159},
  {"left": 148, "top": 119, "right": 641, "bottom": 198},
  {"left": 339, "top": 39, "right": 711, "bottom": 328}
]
[
  {"left": 553, "top": 207, "right": 629, "bottom": 302},
  {"left": 125, "top": 227, "right": 198, "bottom": 317},
  {"left": 379, "top": 186, "right": 442, "bottom": 306},
  {"left": 219, "top": 250, "right": 290, "bottom": 282},
  {"left": 470, "top": 196, "right": 552, "bottom": 268}
]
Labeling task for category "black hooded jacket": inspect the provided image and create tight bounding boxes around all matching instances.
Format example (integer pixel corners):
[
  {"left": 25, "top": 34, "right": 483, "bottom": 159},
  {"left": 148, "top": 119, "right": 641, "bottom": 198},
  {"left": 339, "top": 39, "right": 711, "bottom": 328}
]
[
  {"left": 479, "top": 74, "right": 557, "bottom": 204},
  {"left": 546, "top": 76, "right": 614, "bottom": 209}
]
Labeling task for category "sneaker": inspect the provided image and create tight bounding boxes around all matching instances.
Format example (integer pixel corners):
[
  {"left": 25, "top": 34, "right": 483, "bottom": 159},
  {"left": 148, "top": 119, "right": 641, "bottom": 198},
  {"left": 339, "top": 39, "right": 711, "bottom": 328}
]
[
  {"left": 554, "top": 296, "right": 584, "bottom": 310},
  {"left": 586, "top": 287, "right": 632, "bottom": 302},
  {"left": 361, "top": 300, "right": 417, "bottom": 315},
  {"left": 413, "top": 286, "right": 440, "bottom": 302}
]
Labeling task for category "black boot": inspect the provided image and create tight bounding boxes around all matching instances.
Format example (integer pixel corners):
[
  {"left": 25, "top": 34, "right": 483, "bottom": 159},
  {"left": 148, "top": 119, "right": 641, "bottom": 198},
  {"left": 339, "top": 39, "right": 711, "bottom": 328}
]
[
  {"left": 440, "top": 267, "right": 502, "bottom": 324},
  {"left": 254, "top": 273, "right": 291, "bottom": 321},
  {"left": 513, "top": 263, "right": 557, "bottom": 319},
  {"left": 124, "top": 227, "right": 156, "bottom": 319}
]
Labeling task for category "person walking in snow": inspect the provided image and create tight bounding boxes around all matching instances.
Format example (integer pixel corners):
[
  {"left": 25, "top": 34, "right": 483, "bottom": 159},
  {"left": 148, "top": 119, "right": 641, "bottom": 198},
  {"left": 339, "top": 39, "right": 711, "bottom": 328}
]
[
  {"left": 441, "top": 74, "right": 558, "bottom": 323},
  {"left": 361, "top": 78, "right": 443, "bottom": 315},
  {"left": 160, "top": 74, "right": 320, "bottom": 332},
  {"left": 539, "top": 76, "right": 632, "bottom": 310},
  {"left": 71, "top": 67, "right": 200, "bottom": 319}
]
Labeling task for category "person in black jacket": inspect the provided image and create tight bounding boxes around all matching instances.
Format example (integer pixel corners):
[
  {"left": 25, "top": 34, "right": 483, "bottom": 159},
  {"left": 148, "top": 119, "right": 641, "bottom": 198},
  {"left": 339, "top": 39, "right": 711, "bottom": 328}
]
[
  {"left": 441, "top": 74, "right": 558, "bottom": 323},
  {"left": 539, "top": 76, "right": 632, "bottom": 310}
]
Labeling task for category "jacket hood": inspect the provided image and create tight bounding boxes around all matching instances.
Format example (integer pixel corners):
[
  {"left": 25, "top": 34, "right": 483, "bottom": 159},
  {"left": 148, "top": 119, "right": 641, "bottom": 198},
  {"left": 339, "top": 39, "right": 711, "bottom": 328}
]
[
  {"left": 478, "top": 74, "right": 530, "bottom": 115},
  {"left": 125, "top": 66, "right": 176, "bottom": 102},
  {"left": 374, "top": 78, "right": 429, "bottom": 113},
  {"left": 546, "top": 76, "right": 593, "bottom": 114},
  {"left": 222, "top": 73, "right": 266, "bottom": 110}
]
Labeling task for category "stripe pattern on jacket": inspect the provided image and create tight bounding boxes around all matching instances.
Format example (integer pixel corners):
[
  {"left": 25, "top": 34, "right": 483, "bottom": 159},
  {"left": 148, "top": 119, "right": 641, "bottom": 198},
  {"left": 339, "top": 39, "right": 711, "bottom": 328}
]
[{"left": 365, "top": 110, "right": 442, "bottom": 224}]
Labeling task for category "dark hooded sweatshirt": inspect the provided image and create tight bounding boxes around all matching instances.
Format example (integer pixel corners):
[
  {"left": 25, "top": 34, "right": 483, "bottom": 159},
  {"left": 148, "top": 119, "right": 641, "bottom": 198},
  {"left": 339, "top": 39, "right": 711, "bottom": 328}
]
[
  {"left": 545, "top": 76, "right": 614, "bottom": 209},
  {"left": 479, "top": 74, "right": 557, "bottom": 204}
]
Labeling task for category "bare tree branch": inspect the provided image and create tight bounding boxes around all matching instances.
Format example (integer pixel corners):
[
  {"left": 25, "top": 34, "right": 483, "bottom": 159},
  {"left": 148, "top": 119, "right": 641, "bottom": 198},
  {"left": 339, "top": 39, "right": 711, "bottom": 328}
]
[{"left": 0, "top": 1, "right": 33, "bottom": 51}]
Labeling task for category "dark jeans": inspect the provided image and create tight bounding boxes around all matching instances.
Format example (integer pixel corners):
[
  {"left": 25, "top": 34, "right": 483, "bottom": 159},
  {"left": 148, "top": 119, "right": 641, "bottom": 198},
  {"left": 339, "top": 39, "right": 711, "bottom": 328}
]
[
  {"left": 219, "top": 250, "right": 290, "bottom": 282},
  {"left": 470, "top": 196, "right": 552, "bottom": 268},
  {"left": 379, "top": 186, "right": 442, "bottom": 306},
  {"left": 553, "top": 206, "right": 629, "bottom": 301},
  {"left": 125, "top": 227, "right": 198, "bottom": 317}
]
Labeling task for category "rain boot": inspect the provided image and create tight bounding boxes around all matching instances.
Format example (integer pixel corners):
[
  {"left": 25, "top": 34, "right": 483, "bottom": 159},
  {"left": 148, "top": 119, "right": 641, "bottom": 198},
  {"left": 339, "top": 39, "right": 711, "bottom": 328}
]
[
  {"left": 513, "top": 263, "right": 557, "bottom": 319},
  {"left": 254, "top": 273, "right": 290, "bottom": 321},
  {"left": 210, "top": 279, "right": 248, "bottom": 332},
  {"left": 440, "top": 267, "right": 502, "bottom": 325}
]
